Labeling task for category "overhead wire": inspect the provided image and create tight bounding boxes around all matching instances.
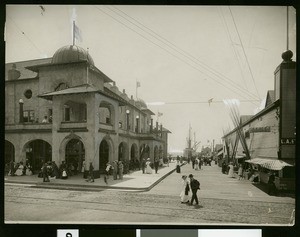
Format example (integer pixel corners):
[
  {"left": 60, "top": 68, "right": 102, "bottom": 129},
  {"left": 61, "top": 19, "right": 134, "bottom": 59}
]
[
  {"left": 218, "top": 7, "right": 249, "bottom": 92},
  {"left": 7, "top": 16, "right": 43, "bottom": 56},
  {"left": 228, "top": 6, "right": 261, "bottom": 100},
  {"left": 109, "top": 5, "right": 260, "bottom": 101},
  {"left": 94, "top": 6, "right": 259, "bottom": 105}
]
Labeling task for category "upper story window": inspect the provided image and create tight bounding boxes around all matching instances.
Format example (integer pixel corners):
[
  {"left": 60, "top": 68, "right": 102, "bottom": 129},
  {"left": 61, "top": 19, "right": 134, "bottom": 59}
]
[{"left": 23, "top": 110, "right": 35, "bottom": 122}]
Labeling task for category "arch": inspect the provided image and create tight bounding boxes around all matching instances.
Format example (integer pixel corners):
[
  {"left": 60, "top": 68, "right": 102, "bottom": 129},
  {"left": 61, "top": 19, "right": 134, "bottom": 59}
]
[
  {"left": 140, "top": 144, "right": 150, "bottom": 161},
  {"left": 5, "top": 140, "right": 15, "bottom": 174},
  {"left": 65, "top": 139, "right": 85, "bottom": 175},
  {"left": 159, "top": 145, "right": 163, "bottom": 158},
  {"left": 98, "top": 100, "right": 116, "bottom": 126},
  {"left": 154, "top": 145, "right": 159, "bottom": 159},
  {"left": 24, "top": 139, "right": 52, "bottom": 173},
  {"left": 118, "top": 142, "right": 129, "bottom": 161},
  {"left": 99, "top": 139, "right": 110, "bottom": 174},
  {"left": 129, "top": 143, "right": 138, "bottom": 171}
]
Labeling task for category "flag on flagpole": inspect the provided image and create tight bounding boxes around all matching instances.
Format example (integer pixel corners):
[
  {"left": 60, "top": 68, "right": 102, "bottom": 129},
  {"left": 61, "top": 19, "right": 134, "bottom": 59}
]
[
  {"left": 74, "top": 22, "right": 83, "bottom": 43},
  {"left": 136, "top": 81, "right": 141, "bottom": 88}
]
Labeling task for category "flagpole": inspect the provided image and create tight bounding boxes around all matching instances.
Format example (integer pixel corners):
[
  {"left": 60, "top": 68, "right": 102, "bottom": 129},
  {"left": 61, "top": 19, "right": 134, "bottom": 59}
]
[
  {"left": 287, "top": 6, "right": 289, "bottom": 51},
  {"left": 86, "top": 47, "right": 89, "bottom": 85},
  {"left": 136, "top": 79, "right": 138, "bottom": 99},
  {"left": 73, "top": 21, "right": 75, "bottom": 46}
]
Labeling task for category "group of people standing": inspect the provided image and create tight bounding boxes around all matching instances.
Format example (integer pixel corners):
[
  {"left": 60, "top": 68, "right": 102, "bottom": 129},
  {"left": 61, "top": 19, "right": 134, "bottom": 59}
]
[
  {"left": 180, "top": 174, "right": 201, "bottom": 206},
  {"left": 8, "top": 160, "right": 33, "bottom": 176}
]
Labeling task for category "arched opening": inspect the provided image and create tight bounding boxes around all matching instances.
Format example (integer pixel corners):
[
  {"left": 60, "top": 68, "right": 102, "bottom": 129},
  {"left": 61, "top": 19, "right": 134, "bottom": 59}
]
[
  {"left": 25, "top": 139, "right": 52, "bottom": 173},
  {"left": 99, "top": 101, "right": 114, "bottom": 126},
  {"left": 159, "top": 145, "right": 163, "bottom": 158},
  {"left": 99, "top": 139, "right": 109, "bottom": 174},
  {"left": 65, "top": 139, "right": 85, "bottom": 175},
  {"left": 154, "top": 146, "right": 159, "bottom": 159},
  {"left": 5, "top": 140, "right": 15, "bottom": 174},
  {"left": 140, "top": 144, "right": 150, "bottom": 161},
  {"left": 119, "top": 142, "right": 129, "bottom": 173},
  {"left": 130, "top": 143, "right": 138, "bottom": 171}
]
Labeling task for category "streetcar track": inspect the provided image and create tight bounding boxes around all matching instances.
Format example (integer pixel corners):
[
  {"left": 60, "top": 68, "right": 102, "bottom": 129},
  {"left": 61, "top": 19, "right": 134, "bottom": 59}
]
[{"left": 5, "top": 195, "right": 291, "bottom": 222}]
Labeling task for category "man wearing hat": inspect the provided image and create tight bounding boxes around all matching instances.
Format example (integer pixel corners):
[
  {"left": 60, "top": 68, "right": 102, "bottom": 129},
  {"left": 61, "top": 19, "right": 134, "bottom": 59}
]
[{"left": 189, "top": 174, "right": 200, "bottom": 205}]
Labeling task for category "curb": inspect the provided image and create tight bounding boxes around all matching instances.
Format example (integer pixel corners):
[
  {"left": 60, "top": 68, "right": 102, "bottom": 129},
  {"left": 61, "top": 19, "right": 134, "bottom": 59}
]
[{"left": 5, "top": 164, "right": 183, "bottom": 192}]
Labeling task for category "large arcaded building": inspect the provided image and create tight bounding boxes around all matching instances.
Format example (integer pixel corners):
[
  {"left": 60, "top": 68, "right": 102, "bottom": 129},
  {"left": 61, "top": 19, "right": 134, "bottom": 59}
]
[{"left": 5, "top": 45, "right": 170, "bottom": 177}]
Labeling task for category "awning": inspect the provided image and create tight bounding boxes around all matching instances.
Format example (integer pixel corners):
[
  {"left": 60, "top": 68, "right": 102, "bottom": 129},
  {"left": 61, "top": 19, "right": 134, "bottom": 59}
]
[
  {"left": 245, "top": 158, "right": 294, "bottom": 170},
  {"left": 217, "top": 150, "right": 223, "bottom": 156}
]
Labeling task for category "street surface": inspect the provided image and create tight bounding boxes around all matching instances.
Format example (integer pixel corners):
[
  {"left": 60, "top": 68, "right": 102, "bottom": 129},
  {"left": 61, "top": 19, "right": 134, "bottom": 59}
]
[{"left": 5, "top": 162, "right": 294, "bottom": 225}]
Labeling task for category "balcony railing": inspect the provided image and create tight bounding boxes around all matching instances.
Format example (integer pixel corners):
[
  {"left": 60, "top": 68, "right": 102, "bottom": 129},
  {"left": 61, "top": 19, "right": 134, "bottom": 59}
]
[{"left": 5, "top": 123, "right": 52, "bottom": 131}]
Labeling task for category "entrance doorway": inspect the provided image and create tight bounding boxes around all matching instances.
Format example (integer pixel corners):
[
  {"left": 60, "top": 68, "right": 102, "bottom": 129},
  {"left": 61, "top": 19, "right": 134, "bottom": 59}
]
[
  {"left": 25, "top": 139, "right": 52, "bottom": 173},
  {"left": 99, "top": 139, "right": 109, "bottom": 174},
  {"left": 65, "top": 139, "right": 85, "bottom": 175},
  {"left": 5, "top": 140, "right": 15, "bottom": 174}
]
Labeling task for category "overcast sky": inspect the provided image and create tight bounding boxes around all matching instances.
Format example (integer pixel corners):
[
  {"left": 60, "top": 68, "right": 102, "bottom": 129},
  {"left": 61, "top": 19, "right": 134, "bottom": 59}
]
[{"left": 5, "top": 5, "right": 296, "bottom": 154}]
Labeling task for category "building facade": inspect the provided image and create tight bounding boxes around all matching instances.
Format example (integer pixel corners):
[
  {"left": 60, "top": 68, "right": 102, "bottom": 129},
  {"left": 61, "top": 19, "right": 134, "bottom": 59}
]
[
  {"left": 5, "top": 45, "right": 170, "bottom": 177},
  {"left": 222, "top": 51, "right": 296, "bottom": 191}
]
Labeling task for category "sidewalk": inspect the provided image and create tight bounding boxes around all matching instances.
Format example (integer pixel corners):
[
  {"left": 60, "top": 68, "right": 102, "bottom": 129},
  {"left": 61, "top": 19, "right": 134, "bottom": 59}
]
[{"left": 4, "top": 162, "right": 178, "bottom": 191}]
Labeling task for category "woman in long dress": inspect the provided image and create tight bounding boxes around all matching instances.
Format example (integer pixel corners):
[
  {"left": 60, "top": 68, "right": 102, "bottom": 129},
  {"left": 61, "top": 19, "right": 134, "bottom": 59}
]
[
  {"left": 15, "top": 162, "right": 24, "bottom": 176},
  {"left": 179, "top": 175, "right": 190, "bottom": 203},
  {"left": 145, "top": 158, "right": 152, "bottom": 174},
  {"left": 228, "top": 162, "right": 234, "bottom": 178}
]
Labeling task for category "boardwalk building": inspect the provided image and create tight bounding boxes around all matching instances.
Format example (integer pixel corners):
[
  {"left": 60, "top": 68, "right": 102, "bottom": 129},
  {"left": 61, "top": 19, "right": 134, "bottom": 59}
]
[
  {"left": 5, "top": 45, "right": 170, "bottom": 177},
  {"left": 222, "top": 51, "right": 296, "bottom": 191}
]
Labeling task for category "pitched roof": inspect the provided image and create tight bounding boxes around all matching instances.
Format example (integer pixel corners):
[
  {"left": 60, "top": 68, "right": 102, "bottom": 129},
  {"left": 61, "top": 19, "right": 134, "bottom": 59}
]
[
  {"left": 265, "top": 90, "right": 275, "bottom": 108},
  {"left": 38, "top": 84, "right": 127, "bottom": 105},
  {"left": 5, "top": 58, "right": 52, "bottom": 80}
]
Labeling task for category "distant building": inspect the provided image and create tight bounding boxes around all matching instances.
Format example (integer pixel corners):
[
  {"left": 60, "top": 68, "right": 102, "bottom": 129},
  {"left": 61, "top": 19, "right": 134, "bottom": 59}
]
[
  {"left": 5, "top": 45, "right": 171, "bottom": 177},
  {"left": 222, "top": 50, "right": 296, "bottom": 191}
]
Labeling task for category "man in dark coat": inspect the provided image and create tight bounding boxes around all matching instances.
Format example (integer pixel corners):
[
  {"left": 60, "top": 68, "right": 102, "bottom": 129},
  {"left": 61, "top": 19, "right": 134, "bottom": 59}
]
[
  {"left": 189, "top": 174, "right": 200, "bottom": 205},
  {"left": 88, "top": 162, "right": 94, "bottom": 182},
  {"left": 141, "top": 158, "right": 146, "bottom": 174},
  {"left": 268, "top": 172, "right": 277, "bottom": 195},
  {"left": 42, "top": 162, "right": 50, "bottom": 182},
  {"left": 154, "top": 158, "right": 159, "bottom": 174}
]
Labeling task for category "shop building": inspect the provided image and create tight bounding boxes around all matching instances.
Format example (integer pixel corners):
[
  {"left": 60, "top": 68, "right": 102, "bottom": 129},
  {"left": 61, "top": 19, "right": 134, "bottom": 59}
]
[{"left": 222, "top": 51, "right": 296, "bottom": 191}]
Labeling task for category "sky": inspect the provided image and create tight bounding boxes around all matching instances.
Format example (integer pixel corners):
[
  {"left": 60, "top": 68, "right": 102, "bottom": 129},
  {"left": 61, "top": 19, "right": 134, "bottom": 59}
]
[{"left": 5, "top": 5, "right": 296, "bottom": 154}]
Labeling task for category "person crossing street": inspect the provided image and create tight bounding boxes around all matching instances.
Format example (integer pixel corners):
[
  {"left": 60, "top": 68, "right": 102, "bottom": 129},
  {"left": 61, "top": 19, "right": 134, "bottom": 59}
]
[{"left": 189, "top": 174, "right": 200, "bottom": 205}]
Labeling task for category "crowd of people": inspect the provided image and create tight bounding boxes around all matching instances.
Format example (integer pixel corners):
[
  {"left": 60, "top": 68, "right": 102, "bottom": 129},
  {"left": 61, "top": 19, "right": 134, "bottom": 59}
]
[{"left": 7, "top": 160, "right": 33, "bottom": 176}]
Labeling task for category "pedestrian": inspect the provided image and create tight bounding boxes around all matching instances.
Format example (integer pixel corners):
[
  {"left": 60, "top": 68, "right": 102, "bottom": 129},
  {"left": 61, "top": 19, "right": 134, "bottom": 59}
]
[
  {"left": 51, "top": 161, "right": 60, "bottom": 178},
  {"left": 238, "top": 164, "right": 243, "bottom": 180},
  {"left": 154, "top": 157, "right": 159, "bottom": 174},
  {"left": 267, "top": 172, "right": 277, "bottom": 195},
  {"left": 112, "top": 160, "right": 118, "bottom": 180},
  {"left": 8, "top": 160, "right": 15, "bottom": 176},
  {"left": 42, "top": 115, "right": 48, "bottom": 123},
  {"left": 118, "top": 161, "right": 124, "bottom": 179},
  {"left": 25, "top": 162, "right": 33, "bottom": 176},
  {"left": 191, "top": 157, "right": 195, "bottom": 169},
  {"left": 180, "top": 175, "right": 190, "bottom": 204},
  {"left": 42, "top": 162, "right": 50, "bottom": 182},
  {"left": 176, "top": 160, "right": 181, "bottom": 173},
  {"left": 15, "top": 162, "right": 24, "bottom": 176},
  {"left": 135, "top": 159, "right": 140, "bottom": 171},
  {"left": 104, "top": 162, "right": 112, "bottom": 184},
  {"left": 194, "top": 158, "right": 199, "bottom": 170},
  {"left": 145, "top": 158, "right": 152, "bottom": 174},
  {"left": 82, "top": 159, "right": 86, "bottom": 178},
  {"left": 59, "top": 161, "right": 68, "bottom": 179},
  {"left": 189, "top": 174, "right": 200, "bottom": 205},
  {"left": 228, "top": 162, "right": 234, "bottom": 178},
  {"left": 141, "top": 158, "right": 146, "bottom": 174},
  {"left": 87, "top": 162, "right": 94, "bottom": 182}
]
